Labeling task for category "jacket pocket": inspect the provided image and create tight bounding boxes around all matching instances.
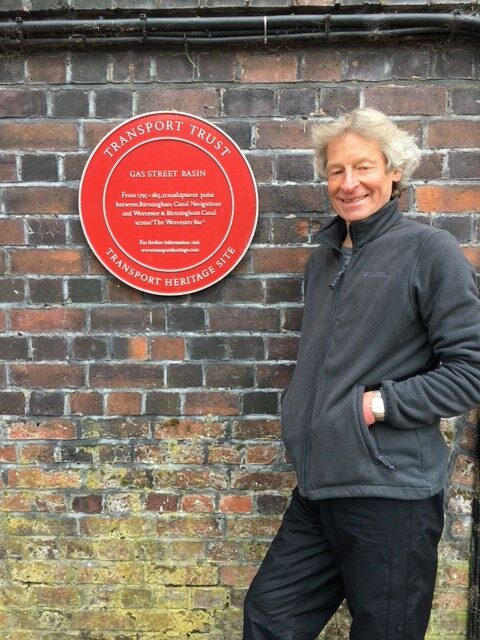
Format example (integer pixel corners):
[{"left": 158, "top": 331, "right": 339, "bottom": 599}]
[{"left": 355, "top": 385, "right": 397, "bottom": 472}]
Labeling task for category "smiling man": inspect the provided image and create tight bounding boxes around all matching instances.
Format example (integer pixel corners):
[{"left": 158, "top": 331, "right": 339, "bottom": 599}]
[{"left": 243, "top": 109, "right": 480, "bottom": 640}]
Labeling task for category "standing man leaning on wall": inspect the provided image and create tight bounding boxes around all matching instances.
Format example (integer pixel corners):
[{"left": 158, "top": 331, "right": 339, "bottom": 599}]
[{"left": 243, "top": 109, "right": 480, "bottom": 640}]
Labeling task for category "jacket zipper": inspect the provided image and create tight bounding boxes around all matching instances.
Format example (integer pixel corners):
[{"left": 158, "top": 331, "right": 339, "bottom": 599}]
[{"left": 301, "top": 244, "right": 349, "bottom": 491}]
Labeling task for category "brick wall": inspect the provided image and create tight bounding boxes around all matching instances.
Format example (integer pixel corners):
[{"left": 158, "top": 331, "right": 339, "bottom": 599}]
[{"left": 0, "top": 30, "right": 479, "bottom": 640}]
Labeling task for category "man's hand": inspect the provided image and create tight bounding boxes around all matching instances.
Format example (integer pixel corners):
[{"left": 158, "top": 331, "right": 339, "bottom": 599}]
[{"left": 363, "top": 391, "right": 376, "bottom": 427}]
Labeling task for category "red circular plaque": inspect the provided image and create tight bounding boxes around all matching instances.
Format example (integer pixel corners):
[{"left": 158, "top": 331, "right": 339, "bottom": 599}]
[{"left": 79, "top": 112, "right": 258, "bottom": 295}]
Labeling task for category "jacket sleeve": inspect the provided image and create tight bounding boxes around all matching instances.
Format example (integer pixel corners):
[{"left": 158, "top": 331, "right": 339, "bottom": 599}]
[{"left": 380, "top": 230, "right": 480, "bottom": 430}]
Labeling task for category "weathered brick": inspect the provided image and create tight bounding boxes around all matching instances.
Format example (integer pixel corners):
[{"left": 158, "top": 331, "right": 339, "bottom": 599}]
[
  {"left": 451, "top": 87, "right": 480, "bottom": 115},
  {"left": 182, "top": 494, "right": 215, "bottom": 513},
  {"left": 255, "top": 120, "right": 311, "bottom": 149},
  {"left": 223, "top": 88, "right": 275, "bottom": 117},
  {"left": 209, "top": 307, "right": 280, "bottom": 332},
  {"left": 205, "top": 362, "right": 254, "bottom": 388},
  {"left": 365, "top": 85, "right": 447, "bottom": 115},
  {"left": 136, "top": 89, "right": 218, "bottom": 118},
  {"left": 91, "top": 307, "right": 150, "bottom": 332},
  {"left": 10, "top": 248, "right": 85, "bottom": 275},
  {"left": 52, "top": 89, "right": 90, "bottom": 118},
  {"left": 8, "top": 418, "right": 75, "bottom": 441},
  {"left": 10, "top": 363, "right": 85, "bottom": 389},
  {"left": 0, "top": 89, "right": 47, "bottom": 118},
  {"left": 0, "top": 154, "right": 17, "bottom": 181},
  {"left": 28, "top": 278, "right": 64, "bottom": 304},
  {"left": 31, "top": 336, "right": 68, "bottom": 360},
  {"left": 27, "top": 52, "right": 67, "bottom": 83},
  {"left": 0, "top": 391, "right": 26, "bottom": 414},
  {"left": 150, "top": 336, "right": 186, "bottom": 361},
  {"left": 428, "top": 120, "right": 480, "bottom": 148},
  {"left": 30, "top": 391, "right": 65, "bottom": 416},
  {"left": 7, "top": 468, "right": 82, "bottom": 489},
  {"left": 0, "top": 336, "right": 28, "bottom": 360},
  {"left": 69, "top": 390, "right": 103, "bottom": 416},
  {"left": 70, "top": 52, "right": 110, "bottom": 83},
  {"left": 252, "top": 247, "right": 311, "bottom": 274},
  {"left": 90, "top": 364, "right": 163, "bottom": 389},
  {"left": 416, "top": 186, "right": 480, "bottom": 213},
  {"left": 6, "top": 186, "right": 78, "bottom": 214},
  {"left": 10, "top": 308, "right": 85, "bottom": 332},
  {"left": 106, "top": 391, "right": 142, "bottom": 415},
  {"left": 0, "top": 122, "right": 78, "bottom": 150},
  {"left": 301, "top": 48, "right": 342, "bottom": 82},
  {"left": 190, "top": 50, "right": 235, "bottom": 82},
  {"left": 319, "top": 86, "right": 360, "bottom": 116},
  {"left": 145, "top": 392, "right": 181, "bottom": 416},
  {"left": 95, "top": 89, "right": 133, "bottom": 118},
  {"left": 449, "top": 151, "right": 480, "bottom": 179},
  {"left": 238, "top": 51, "right": 298, "bottom": 83},
  {"left": 184, "top": 391, "right": 239, "bottom": 416}
]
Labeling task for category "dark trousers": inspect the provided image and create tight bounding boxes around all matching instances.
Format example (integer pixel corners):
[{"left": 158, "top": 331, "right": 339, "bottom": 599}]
[{"left": 243, "top": 488, "right": 444, "bottom": 640}]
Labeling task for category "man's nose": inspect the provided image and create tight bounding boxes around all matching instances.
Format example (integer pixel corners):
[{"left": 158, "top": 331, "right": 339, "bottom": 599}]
[{"left": 341, "top": 169, "right": 359, "bottom": 190}]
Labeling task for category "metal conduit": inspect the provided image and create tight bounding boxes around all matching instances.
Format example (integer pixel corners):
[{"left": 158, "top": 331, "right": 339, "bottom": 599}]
[{"left": 0, "top": 12, "right": 479, "bottom": 47}]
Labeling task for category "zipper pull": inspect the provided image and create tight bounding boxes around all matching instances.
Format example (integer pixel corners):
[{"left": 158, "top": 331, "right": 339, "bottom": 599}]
[
  {"left": 378, "top": 455, "right": 396, "bottom": 471},
  {"left": 329, "top": 264, "right": 347, "bottom": 289}
]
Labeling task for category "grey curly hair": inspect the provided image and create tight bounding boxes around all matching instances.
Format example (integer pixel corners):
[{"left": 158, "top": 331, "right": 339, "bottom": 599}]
[{"left": 312, "top": 108, "right": 421, "bottom": 198}]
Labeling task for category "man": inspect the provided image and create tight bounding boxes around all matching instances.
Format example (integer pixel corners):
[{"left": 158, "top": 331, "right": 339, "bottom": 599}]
[{"left": 243, "top": 109, "right": 480, "bottom": 640}]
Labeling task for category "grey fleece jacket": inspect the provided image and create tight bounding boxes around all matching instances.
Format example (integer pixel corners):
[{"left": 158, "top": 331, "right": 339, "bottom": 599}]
[{"left": 281, "top": 199, "right": 480, "bottom": 500}]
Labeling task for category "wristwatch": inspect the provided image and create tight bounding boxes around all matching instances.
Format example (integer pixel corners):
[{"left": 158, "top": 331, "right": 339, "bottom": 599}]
[{"left": 371, "top": 390, "right": 385, "bottom": 422}]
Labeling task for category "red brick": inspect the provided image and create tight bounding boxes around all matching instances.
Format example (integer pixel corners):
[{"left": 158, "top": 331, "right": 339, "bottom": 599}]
[
  {"left": 10, "top": 364, "right": 85, "bottom": 389},
  {"left": 72, "top": 495, "right": 103, "bottom": 514},
  {"left": 136, "top": 89, "right": 218, "bottom": 117},
  {"left": 238, "top": 51, "right": 298, "bottom": 83},
  {"left": 416, "top": 186, "right": 480, "bottom": 213},
  {"left": 427, "top": 120, "right": 480, "bottom": 149},
  {"left": 7, "top": 468, "right": 82, "bottom": 489},
  {"left": 145, "top": 493, "right": 179, "bottom": 512},
  {"left": 0, "top": 89, "right": 47, "bottom": 118},
  {"left": 10, "top": 308, "right": 85, "bottom": 333},
  {"left": 181, "top": 494, "right": 215, "bottom": 513},
  {"left": 19, "top": 444, "right": 56, "bottom": 464},
  {"left": 252, "top": 247, "right": 311, "bottom": 274},
  {"left": 209, "top": 307, "right": 280, "bottom": 332},
  {"left": 255, "top": 120, "right": 311, "bottom": 149},
  {"left": 0, "top": 219, "right": 25, "bottom": 246},
  {"left": 0, "top": 122, "right": 78, "bottom": 150},
  {"left": 451, "top": 454, "right": 476, "bottom": 486},
  {"left": 10, "top": 248, "right": 84, "bottom": 274},
  {"left": 219, "top": 495, "right": 253, "bottom": 514},
  {"left": 0, "top": 155, "right": 17, "bottom": 181},
  {"left": 106, "top": 392, "right": 142, "bottom": 416},
  {"left": 69, "top": 391, "right": 103, "bottom": 416},
  {"left": 0, "top": 444, "right": 16, "bottom": 463},
  {"left": 184, "top": 392, "right": 239, "bottom": 416},
  {"left": 27, "top": 53, "right": 68, "bottom": 83},
  {"left": 365, "top": 86, "right": 447, "bottom": 115},
  {"left": 246, "top": 444, "right": 281, "bottom": 465},
  {"left": 111, "top": 336, "right": 148, "bottom": 360},
  {"left": 220, "top": 565, "right": 257, "bottom": 588},
  {"left": 302, "top": 47, "right": 342, "bottom": 82},
  {"left": 150, "top": 336, "right": 186, "bottom": 361},
  {"left": 8, "top": 419, "right": 76, "bottom": 440},
  {"left": 154, "top": 419, "right": 226, "bottom": 440},
  {"left": 90, "top": 364, "right": 163, "bottom": 389},
  {"left": 5, "top": 187, "right": 78, "bottom": 214}
]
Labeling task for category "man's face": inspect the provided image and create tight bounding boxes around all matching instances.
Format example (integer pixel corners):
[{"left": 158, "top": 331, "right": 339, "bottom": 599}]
[{"left": 326, "top": 132, "right": 402, "bottom": 224}]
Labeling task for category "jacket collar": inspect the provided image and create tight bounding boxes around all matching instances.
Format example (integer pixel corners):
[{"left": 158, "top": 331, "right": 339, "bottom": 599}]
[{"left": 316, "top": 198, "right": 402, "bottom": 251}]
